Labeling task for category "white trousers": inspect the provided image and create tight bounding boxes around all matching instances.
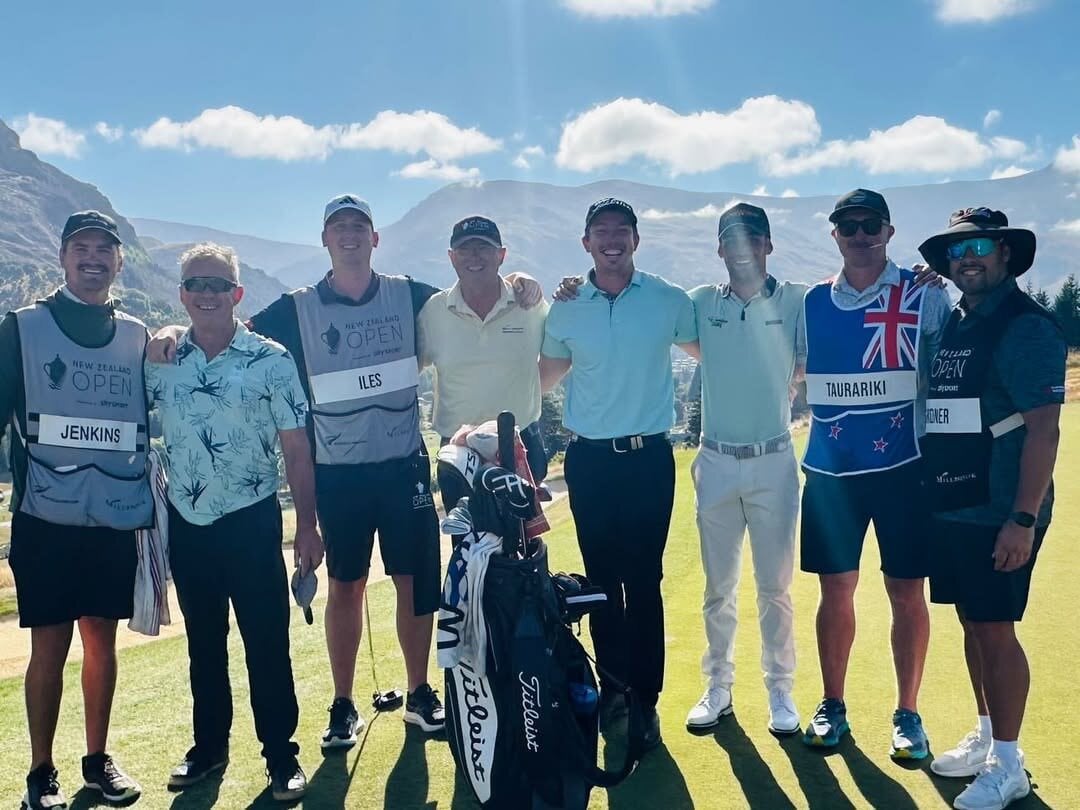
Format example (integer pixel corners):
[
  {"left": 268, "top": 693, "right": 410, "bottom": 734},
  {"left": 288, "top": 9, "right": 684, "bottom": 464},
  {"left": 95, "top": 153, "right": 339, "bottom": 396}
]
[{"left": 692, "top": 444, "right": 799, "bottom": 692}]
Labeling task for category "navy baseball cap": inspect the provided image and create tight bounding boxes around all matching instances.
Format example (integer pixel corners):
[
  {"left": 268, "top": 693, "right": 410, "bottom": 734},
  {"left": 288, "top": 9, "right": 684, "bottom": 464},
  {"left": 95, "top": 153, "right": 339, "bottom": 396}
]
[
  {"left": 585, "top": 197, "right": 637, "bottom": 230},
  {"left": 718, "top": 203, "right": 771, "bottom": 240},
  {"left": 61, "top": 210, "right": 122, "bottom": 245},
  {"left": 829, "top": 188, "right": 891, "bottom": 223},
  {"left": 450, "top": 216, "right": 502, "bottom": 249}
]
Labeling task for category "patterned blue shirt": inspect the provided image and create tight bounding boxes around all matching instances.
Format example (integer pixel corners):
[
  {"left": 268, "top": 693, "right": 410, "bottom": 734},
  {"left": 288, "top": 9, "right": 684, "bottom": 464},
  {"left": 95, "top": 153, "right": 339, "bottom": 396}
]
[{"left": 145, "top": 321, "right": 308, "bottom": 526}]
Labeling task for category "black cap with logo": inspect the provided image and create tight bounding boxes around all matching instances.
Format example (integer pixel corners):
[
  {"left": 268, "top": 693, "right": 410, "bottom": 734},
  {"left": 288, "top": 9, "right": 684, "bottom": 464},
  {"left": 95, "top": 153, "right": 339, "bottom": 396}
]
[
  {"left": 451, "top": 216, "right": 503, "bottom": 249},
  {"left": 61, "top": 210, "right": 122, "bottom": 245},
  {"left": 585, "top": 198, "right": 638, "bottom": 231},
  {"left": 718, "top": 203, "right": 771, "bottom": 239},
  {"left": 829, "top": 189, "right": 891, "bottom": 224}
]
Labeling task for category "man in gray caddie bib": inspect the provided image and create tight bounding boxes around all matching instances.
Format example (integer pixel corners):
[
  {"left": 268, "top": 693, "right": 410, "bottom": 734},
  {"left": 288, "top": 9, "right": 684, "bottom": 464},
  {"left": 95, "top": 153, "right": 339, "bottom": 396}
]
[{"left": 0, "top": 211, "right": 147, "bottom": 809}]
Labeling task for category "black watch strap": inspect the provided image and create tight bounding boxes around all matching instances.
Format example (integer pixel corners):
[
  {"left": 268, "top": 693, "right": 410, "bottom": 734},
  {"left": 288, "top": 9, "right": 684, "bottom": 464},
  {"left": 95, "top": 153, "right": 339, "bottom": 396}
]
[{"left": 1009, "top": 511, "right": 1037, "bottom": 528}]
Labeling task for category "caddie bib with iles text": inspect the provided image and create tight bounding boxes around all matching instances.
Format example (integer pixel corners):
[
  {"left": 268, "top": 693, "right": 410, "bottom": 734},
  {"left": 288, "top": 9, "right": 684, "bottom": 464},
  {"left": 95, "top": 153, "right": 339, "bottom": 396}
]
[
  {"left": 802, "top": 268, "right": 926, "bottom": 476},
  {"left": 922, "top": 289, "right": 1051, "bottom": 511},
  {"left": 14, "top": 302, "right": 152, "bottom": 529},
  {"left": 293, "top": 275, "right": 421, "bottom": 465}
]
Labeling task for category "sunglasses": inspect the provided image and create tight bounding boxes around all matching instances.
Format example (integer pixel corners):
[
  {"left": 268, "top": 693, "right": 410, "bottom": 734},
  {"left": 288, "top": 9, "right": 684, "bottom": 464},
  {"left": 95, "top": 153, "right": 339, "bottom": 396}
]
[
  {"left": 835, "top": 218, "right": 884, "bottom": 237},
  {"left": 180, "top": 276, "right": 238, "bottom": 294},
  {"left": 945, "top": 237, "right": 1000, "bottom": 260}
]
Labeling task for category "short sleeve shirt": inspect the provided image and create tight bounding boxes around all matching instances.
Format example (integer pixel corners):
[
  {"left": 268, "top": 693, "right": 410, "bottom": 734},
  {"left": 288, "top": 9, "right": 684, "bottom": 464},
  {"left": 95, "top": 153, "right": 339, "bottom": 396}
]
[
  {"left": 542, "top": 269, "right": 697, "bottom": 438},
  {"left": 417, "top": 278, "right": 548, "bottom": 436},
  {"left": 935, "top": 278, "right": 1066, "bottom": 527},
  {"left": 145, "top": 321, "right": 308, "bottom": 525},
  {"left": 690, "top": 277, "right": 808, "bottom": 444}
]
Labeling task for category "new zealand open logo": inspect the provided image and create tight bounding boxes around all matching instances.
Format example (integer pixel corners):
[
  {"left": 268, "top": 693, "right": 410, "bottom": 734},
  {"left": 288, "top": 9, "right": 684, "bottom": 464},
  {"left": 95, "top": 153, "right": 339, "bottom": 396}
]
[
  {"left": 321, "top": 322, "right": 341, "bottom": 355},
  {"left": 43, "top": 354, "right": 67, "bottom": 390}
]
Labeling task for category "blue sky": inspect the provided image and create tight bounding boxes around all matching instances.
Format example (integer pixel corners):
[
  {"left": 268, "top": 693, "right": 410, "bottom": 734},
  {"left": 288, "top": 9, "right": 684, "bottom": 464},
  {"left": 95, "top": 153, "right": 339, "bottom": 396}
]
[{"left": 3, "top": 0, "right": 1079, "bottom": 244}]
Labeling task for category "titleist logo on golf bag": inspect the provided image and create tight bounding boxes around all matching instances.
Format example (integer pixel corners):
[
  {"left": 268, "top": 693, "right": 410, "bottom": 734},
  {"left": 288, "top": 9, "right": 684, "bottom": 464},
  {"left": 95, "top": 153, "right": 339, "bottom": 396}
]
[
  {"left": 458, "top": 660, "right": 497, "bottom": 783},
  {"left": 519, "top": 672, "right": 542, "bottom": 752}
]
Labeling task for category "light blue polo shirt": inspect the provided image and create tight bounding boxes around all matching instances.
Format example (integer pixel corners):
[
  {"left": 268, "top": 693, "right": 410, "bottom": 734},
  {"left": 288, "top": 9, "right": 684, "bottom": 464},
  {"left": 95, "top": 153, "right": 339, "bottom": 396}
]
[
  {"left": 690, "top": 276, "right": 808, "bottom": 444},
  {"left": 542, "top": 269, "right": 696, "bottom": 438}
]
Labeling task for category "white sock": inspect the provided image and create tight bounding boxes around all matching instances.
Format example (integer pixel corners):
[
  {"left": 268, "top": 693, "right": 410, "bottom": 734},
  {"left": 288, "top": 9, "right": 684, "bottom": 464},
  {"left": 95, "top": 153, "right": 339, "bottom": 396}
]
[
  {"left": 977, "top": 715, "right": 992, "bottom": 741},
  {"left": 992, "top": 739, "right": 1022, "bottom": 772}
]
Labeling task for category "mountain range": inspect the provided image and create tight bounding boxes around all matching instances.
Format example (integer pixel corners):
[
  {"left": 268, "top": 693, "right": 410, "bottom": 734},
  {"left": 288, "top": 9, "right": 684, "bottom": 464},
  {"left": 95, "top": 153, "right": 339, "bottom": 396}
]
[{"left": 4, "top": 115, "right": 1079, "bottom": 329}]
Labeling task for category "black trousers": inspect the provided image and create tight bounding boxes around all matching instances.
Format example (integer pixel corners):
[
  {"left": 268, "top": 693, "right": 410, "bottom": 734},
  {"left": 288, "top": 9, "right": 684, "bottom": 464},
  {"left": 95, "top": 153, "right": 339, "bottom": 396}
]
[
  {"left": 168, "top": 497, "right": 299, "bottom": 764},
  {"left": 563, "top": 440, "right": 675, "bottom": 708}
]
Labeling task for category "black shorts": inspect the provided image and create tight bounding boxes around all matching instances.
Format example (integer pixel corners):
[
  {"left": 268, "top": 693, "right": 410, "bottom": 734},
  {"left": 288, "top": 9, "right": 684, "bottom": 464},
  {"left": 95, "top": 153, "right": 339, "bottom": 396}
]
[
  {"left": 930, "top": 520, "right": 1047, "bottom": 622},
  {"left": 8, "top": 511, "right": 138, "bottom": 628},
  {"left": 800, "top": 461, "right": 930, "bottom": 578},
  {"left": 315, "top": 451, "right": 440, "bottom": 615}
]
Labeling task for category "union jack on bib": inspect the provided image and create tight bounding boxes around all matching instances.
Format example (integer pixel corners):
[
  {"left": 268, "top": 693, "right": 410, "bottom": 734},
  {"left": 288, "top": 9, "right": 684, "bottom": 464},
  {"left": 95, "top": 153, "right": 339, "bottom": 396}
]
[{"left": 863, "top": 278, "right": 920, "bottom": 370}]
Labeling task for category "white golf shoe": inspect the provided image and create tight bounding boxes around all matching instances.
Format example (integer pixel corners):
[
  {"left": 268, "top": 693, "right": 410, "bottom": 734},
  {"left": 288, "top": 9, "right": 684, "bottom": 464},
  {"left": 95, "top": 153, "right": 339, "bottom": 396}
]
[
  {"left": 767, "top": 688, "right": 800, "bottom": 735},
  {"left": 932, "top": 730, "right": 992, "bottom": 777},
  {"left": 953, "top": 757, "right": 1030, "bottom": 810},
  {"left": 685, "top": 684, "right": 733, "bottom": 729}
]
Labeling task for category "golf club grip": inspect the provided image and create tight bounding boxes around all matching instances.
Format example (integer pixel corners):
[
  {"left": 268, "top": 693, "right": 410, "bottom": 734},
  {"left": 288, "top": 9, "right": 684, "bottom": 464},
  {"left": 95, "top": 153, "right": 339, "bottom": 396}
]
[{"left": 497, "top": 411, "right": 516, "bottom": 469}]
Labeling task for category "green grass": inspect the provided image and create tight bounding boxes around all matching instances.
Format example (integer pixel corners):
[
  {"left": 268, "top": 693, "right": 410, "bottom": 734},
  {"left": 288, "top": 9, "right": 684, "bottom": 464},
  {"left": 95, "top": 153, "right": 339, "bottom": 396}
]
[{"left": 2, "top": 409, "right": 1079, "bottom": 808}]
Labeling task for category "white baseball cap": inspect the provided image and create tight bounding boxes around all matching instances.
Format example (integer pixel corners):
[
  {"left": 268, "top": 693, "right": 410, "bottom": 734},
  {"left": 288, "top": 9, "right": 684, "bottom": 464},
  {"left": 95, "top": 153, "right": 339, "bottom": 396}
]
[{"left": 323, "top": 194, "right": 374, "bottom": 226}]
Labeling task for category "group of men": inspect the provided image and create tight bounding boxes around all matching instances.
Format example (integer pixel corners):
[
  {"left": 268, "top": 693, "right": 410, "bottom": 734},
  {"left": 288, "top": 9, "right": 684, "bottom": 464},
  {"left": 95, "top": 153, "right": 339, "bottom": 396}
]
[{"left": 1, "top": 185, "right": 1062, "bottom": 810}]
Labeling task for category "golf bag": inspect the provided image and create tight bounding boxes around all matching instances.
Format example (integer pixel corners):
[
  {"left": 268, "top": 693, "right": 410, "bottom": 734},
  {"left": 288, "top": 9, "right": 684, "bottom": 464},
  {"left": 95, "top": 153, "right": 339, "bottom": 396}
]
[{"left": 436, "top": 414, "right": 640, "bottom": 809}]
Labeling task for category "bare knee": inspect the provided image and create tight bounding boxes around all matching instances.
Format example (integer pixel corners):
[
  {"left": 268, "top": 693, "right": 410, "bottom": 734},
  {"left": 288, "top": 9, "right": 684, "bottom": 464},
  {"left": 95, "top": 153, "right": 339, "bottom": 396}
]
[
  {"left": 328, "top": 576, "right": 367, "bottom": 605},
  {"left": 884, "top": 576, "right": 926, "bottom": 614},
  {"left": 819, "top": 572, "right": 859, "bottom": 603},
  {"left": 967, "top": 620, "right": 1018, "bottom": 651}
]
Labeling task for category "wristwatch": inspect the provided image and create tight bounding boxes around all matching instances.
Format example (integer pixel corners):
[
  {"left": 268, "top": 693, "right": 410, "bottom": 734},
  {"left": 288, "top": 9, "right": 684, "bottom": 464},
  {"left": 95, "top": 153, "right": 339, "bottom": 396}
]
[{"left": 1009, "top": 511, "right": 1037, "bottom": 528}]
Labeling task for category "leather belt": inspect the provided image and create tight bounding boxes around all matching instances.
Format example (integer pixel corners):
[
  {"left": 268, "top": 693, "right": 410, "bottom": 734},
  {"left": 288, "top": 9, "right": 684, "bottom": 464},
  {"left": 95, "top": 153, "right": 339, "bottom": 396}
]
[
  {"left": 570, "top": 432, "right": 668, "bottom": 453},
  {"left": 701, "top": 434, "right": 791, "bottom": 459}
]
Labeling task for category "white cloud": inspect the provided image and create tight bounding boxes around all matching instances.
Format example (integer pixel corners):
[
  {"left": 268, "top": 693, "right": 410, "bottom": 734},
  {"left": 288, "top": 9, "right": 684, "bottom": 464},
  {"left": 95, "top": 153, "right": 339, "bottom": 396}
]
[
  {"left": 337, "top": 110, "right": 500, "bottom": 161},
  {"left": 94, "top": 122, "right": 124, "bottom": 142},
  {"left": 556, "top": 96, "right": 820, "bottom": 175},
  {"left": 1055, "top": 136, "right": 1080, "bottom": 174},
  {"left": 983, "top": 109, "right": 1002, "bottom": 129},
  {"left": 751, "top": 184, "right": 769, "bottom": 196},
  {"left": 1052, "top": 219, "right": 1080, "bottom": 235},
  {"left": 560, "top": 0, "right": 714, "bottom": 17},
  {"left": 133, "top": 105, "right": 500, "bottom": 163},
  {"left": 780, "top": 188, "right": 800, "bottom": 198},
  {"left": 134, "top": 106, "right": 337, "bottom": 160},
  {"left": 12, "top": 114, "right": 86, "bottom": 158},
  {"left": 395, "top": 159, "right": 481, "bottom": 182},
  {"left": 765, "top": 115, "right": 1030, "bottom": 176},
  {"left": 934, "top": 0, "right": 1038, "bottom": 23},
  {"left": 512, "top": 145, "right": 546, "bottom": 169},
  {"left": 991, "top": 165, "right": 1031, "bottom": 179}
]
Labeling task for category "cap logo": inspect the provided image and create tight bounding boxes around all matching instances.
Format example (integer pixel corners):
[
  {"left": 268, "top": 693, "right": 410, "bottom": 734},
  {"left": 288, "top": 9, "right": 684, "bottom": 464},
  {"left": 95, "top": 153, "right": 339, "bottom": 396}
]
[{"left": 337, "top": 195, "right": 358, "bottom": 206}]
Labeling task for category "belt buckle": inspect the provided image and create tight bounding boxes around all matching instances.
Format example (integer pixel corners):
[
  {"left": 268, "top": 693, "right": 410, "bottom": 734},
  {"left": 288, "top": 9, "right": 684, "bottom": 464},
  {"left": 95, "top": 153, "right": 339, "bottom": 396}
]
[{"left": 612, "top": 435, "right": 643, "bottom": 453}]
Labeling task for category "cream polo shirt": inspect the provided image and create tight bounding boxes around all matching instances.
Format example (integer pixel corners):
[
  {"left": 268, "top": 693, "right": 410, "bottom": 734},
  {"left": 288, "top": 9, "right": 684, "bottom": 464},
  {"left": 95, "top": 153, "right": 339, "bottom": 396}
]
[{"left": 417, "top": 277, "right": 548, "bottom": 437}]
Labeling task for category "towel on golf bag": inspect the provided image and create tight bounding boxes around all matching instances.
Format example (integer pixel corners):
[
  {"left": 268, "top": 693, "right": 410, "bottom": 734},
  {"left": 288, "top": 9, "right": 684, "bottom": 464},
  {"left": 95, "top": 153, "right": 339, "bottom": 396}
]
[
  {"left": 436, "top": 525, "right": 502, "bottom": 674},
  {"left": 129, "top": 449, "right": 171, "bottom": 636}
]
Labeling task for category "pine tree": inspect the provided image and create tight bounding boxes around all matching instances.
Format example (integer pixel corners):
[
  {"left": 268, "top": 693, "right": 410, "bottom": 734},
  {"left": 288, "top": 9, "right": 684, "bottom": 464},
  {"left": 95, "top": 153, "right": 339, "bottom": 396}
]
[{"left": 1053, "top": 274, "right": 1080, "bottom": 346}]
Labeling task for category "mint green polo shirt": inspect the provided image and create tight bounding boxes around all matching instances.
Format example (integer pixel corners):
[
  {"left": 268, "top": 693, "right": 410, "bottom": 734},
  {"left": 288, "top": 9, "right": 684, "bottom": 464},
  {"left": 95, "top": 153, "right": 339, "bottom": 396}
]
[
  {"left": 542, "top": 269, "right": 696, "bottom": 438},
  {"left": 690, "top": 277, "right": 807, "bottom": 445}
]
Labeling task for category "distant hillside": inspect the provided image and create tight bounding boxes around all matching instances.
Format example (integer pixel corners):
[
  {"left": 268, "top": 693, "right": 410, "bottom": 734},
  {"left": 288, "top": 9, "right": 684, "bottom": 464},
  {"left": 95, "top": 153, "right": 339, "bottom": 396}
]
[
  {"left": 131, "top": 217, "right": 322, "bottom": 278},
  {"left": 0, "top": 119, "right": 181, "bottom": 326}
]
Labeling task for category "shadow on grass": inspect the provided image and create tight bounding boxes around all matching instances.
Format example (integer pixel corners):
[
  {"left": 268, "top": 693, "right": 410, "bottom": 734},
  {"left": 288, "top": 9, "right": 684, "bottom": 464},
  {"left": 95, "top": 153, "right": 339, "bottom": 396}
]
[
  {"left": 598, "top": 717, "right": 692, "bottom": 809},
  {"left": 927, "top": 768, "right": 1054, "bottom": 809},
  {"left": 164, "top": 770, "right": 224, "bottom": 810},
  {"left": 69, "top": 786, "right": 141, "bottom": 809},
  {"left": 709, "top": 713, "right": 797, "bottom": 809},
  {"left": 384, "top": 723, "right": 439, "bottom": 809},
  {"left": 778, "top": 732, "right": 922, "bottom": 810},
  {"left": 305, "top": 710, "right": 379, "bottom": 807}
]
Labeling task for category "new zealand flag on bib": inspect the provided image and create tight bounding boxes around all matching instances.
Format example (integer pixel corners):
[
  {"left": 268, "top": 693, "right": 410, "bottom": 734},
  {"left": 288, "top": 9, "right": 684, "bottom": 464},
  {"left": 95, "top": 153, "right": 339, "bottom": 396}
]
[{"left": 802, "top": 269, "right": 925, "bottom": 476}]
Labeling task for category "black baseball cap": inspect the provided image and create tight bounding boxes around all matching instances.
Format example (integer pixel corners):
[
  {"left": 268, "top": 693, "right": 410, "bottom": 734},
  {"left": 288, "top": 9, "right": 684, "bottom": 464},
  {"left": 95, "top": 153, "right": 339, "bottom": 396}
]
[
  {"left": 585, "top": 197, "right": 637, "bottom": 230},
  {"left": 829, "top": 188, "right": 891, "bottom": 223},
  {"left": 718, "top": 203, "right": 771, "bottom": 240},
  {"left": 61, "top": 210, "right": 122, "bottom": 245},
  {"left": 450, "top": 216, "right": 502, "bottom": 249}
]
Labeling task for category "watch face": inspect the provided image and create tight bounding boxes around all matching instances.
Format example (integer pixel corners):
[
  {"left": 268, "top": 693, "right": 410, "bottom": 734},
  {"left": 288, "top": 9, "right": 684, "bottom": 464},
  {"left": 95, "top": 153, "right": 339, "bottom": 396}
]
[{"left": 1011, "top": 511, "right": 1036, "bottom": 528}]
